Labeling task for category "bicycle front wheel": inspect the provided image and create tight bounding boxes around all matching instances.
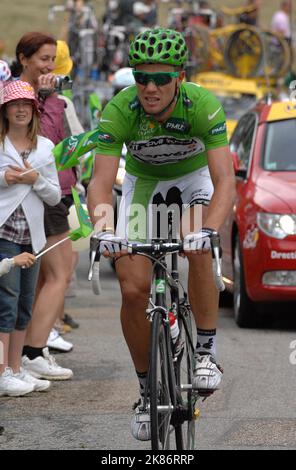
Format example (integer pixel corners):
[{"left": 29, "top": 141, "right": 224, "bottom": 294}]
[{"left": 150, "top": 310, "right": 176, "bottom": 450}]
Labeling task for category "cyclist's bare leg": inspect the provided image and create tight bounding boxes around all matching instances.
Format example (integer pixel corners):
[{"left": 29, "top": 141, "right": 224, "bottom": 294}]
[
  {"left": 187, "top": 251, "right": 219, "bottom": 329},
  {"left": 181, "top": 204, "right": 222, "bottom": 392},
  {"left": 181, "top": 204, "right": 219, "bottom": 329},
  {"left": 115, "top": 255, "right": 152, "bottom": 373}
]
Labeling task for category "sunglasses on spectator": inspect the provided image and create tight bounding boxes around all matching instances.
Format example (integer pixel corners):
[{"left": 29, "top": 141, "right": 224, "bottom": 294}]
[{"left": 132, "top": 71, "right": 180, "bottom": 86}]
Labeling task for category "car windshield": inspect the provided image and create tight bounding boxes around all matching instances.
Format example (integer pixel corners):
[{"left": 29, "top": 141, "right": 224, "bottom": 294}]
[
  {"left": 263, "top": 119, "right": 296, "bottom": 171},
  {"left": 217, "top": 94, "right": 257, "bottom": 120}
]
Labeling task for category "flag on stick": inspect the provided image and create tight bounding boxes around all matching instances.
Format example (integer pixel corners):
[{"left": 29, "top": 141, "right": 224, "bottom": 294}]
[
  {"left": 36, "top": 187, "right": 93, "bottom": 258},
  {"left": 81, "top": 153, "right": 94, "bottom": 181},
  {"left": 88, "top": 92, "right": 102, "bottom": 129},
  {"left": 53, "top": 129, "right": 100, "bottom": 171},
  {"left": 68, "top": 187, "right": 93, "bottom": 241}
]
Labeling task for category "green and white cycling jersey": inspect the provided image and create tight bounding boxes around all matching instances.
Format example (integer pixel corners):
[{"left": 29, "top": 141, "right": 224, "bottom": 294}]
[{"left": 96, "top": 82, "right": 228, "bottom": 181}]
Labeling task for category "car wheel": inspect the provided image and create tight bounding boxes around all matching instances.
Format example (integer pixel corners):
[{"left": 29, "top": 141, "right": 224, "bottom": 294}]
[{"left": 233, "top": 235, "right": 258, "bottom": 327}]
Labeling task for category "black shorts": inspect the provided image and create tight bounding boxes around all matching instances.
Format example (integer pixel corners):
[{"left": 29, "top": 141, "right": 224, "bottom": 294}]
[{"left": 44, "top": 196, "right": 73, "bottom": 238}]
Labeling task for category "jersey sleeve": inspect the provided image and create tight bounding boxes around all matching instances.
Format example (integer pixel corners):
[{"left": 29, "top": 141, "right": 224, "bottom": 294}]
[
  {"left": 96, "top": 98, "right": 126, "bottom": 157},
  {"left": 196, "top": 92, "right": 228, "bottom": 151}
]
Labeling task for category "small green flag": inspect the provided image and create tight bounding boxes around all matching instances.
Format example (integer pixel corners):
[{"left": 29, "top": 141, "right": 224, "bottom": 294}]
[
  {"left": 81, "top": 153, "right": 94, "bottom": 181},
  {"left": 53, "top": 129, "right": 100, "bottom": 171},
  {"left": 69, "top": 187, "right": 93, "bottom": 241},
  {"left": 88, "top": 92, "right": 102, "bottom": 129}
]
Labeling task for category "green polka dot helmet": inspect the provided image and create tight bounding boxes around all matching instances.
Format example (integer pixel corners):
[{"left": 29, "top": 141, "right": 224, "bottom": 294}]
[{"left": 129, "top": 28, "right": 188, "bottom": 67}]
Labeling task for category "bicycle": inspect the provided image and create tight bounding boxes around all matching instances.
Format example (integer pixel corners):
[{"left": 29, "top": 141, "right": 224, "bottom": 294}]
[{"left": 88, "top": 221, "right": 224, "bottom": 450}]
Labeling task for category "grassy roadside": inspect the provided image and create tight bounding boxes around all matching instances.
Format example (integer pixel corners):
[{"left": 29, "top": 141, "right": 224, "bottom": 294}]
[{"left": 1, "top": 0, "right": 282, "bottom": 57}]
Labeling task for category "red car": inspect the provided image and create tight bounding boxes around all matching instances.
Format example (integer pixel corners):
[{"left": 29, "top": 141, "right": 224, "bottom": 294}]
[{"left": 220, "top": 100, "right": 296, "bottom": 327}]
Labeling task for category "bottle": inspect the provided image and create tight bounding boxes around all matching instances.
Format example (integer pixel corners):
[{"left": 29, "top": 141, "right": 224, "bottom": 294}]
[{"left": 169, "top": 311, "right": 179, "bottom": 344}]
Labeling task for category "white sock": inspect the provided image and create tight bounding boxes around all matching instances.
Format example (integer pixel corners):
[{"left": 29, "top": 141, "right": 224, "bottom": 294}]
[{"left": 196, "top": 328, "right": 217, "bottom": 360}]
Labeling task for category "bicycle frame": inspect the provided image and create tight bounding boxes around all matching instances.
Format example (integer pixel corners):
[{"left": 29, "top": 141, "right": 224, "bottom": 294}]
[
  {"left": 142, "top": 216, "right": 198, "bottom": 449},
  {"left": 143, "top": 234, "right": 202, "bottom": 450},
  {"left": 147, "top": 249, "right": 178, "bottom": 449}
]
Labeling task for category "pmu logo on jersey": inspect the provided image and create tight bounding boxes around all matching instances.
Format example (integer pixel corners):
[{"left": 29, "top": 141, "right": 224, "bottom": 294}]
[
  {"left": 97, "top": 132, "right": 115, "bottom": 143},
  {"left": 164, "top": 118, "right": 190, "bottom": 133},
  {"left": 209, "top": 122, "right": 226, "bottom": 136}
]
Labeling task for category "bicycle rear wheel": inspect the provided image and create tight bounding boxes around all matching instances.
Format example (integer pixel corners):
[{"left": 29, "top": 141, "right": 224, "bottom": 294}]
[
  {"left": 150, "top": 310, "right": 176, "bottom": 450},
  {"left": 174, "top": 303, "right": 198, "bottom": 449}
]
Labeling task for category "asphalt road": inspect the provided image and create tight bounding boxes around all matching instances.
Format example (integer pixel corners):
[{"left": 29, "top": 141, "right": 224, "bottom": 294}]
[{"left": 1, "top": 252, "right": 296, "bottom": 450}]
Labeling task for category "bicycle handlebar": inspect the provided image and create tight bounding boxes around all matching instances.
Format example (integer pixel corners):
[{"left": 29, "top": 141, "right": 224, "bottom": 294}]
[
  {"left": 88, "top": 233, "right": 225, "bottom": 294},
  {"left": 128, "top": 241, "right": 183, "bottom": 255},
  {"left": 88, "top": 236, "right": 101, "bottom": 294}
]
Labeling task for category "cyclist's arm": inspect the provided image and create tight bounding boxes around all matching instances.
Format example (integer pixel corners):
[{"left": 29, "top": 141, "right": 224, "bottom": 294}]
[
  {"left": 87, "top": 94, "right": 127, "bottom": 232},
  {"left": 87, "top": 154, "right": 119, "bottom": 233},
  {"left": 193, "top": 91, "right": 235, "bottom": 231},
  {"left": 203, "top": 145, "right": 236, "bottom": 231}
]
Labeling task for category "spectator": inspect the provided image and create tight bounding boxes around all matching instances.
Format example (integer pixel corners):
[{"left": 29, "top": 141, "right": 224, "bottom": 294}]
[
  {"left": 0, "top": 60, "right": 11, "bottom": 82},
  {"left": 10, "top": 32, "right": 74, "bottom": 379},
  {"left": 64, "top": 0, "right": 99, "bottom": 77},
  {"left": 0, "top": 80, "right": 60, "bottom": 396},
  {"left": 132, "top": 2, "right": 153, "bottom": 28},
  {"left": 143, "top": 0, "right": 158, "bottom": 27},
  {"left": 54, "top": 39, "right": 83, "bottom": 335},
  {"left": 53, "top": 40, "right": 73, "bottom": 77},
  {"left": 118, "top": 0, "right": 136, "bottom": 24},
  {"left": 271, "top": 0, "right": 292, "bottom": 44},
  {"left": 240, "top": 0, "right": 261, "bottom": 26}
]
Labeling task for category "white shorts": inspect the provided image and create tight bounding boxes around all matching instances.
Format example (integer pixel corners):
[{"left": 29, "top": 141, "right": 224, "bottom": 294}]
[{"left": 116, "top": 167, "right": 213, "bottom": 241}]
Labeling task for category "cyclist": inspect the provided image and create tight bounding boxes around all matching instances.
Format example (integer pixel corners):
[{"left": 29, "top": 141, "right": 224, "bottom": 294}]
[{"left": 87, "top": 28, "right": 235, "bottom": 441}]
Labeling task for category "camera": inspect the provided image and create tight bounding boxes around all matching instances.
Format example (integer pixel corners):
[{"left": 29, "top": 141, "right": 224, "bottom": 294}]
[
  {"left": 54, "top": 75, "right": 73, "bottom": 92},
  {"left": 38, "top": 75, "right": 73, "bottom": 98}
]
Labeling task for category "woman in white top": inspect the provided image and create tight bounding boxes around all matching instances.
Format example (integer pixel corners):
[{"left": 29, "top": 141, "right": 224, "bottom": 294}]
[{"left": 0, "top": 80, "right": 61, "bottom": 397}]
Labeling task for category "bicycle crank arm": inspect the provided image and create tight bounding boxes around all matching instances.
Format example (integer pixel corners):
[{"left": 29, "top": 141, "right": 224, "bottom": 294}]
[
  {"left": 179, "top": 384, "right": 193, "bottom": 391},
  {"left": 147, "top": 404, "right": 174, "bottom": 413}
]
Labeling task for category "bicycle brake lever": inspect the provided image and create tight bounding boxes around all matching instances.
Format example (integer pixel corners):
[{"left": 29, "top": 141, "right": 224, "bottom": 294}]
[
  {"left": 88, "top": 236, "right": 100, "bottom": 281},
  {"left": 210, "top": 233, "right": 225, "bottom": 291}
]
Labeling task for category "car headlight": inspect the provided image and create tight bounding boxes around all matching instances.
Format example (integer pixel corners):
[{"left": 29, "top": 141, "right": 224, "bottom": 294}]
[
  {"left": 257, "top": 213, "right": 296, "bottom": 239},
  {"left": 262, "top": 271, "right": 296, "bottom": 286}
]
